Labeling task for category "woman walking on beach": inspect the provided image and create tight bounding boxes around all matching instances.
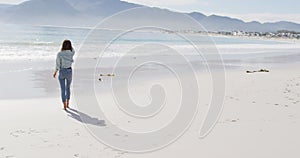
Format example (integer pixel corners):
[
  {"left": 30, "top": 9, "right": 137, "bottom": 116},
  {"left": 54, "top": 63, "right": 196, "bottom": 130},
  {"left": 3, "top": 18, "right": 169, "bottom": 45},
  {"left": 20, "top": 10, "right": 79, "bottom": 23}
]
[{"left": 53, "top": 40, "right": 75, "bottom": 110}]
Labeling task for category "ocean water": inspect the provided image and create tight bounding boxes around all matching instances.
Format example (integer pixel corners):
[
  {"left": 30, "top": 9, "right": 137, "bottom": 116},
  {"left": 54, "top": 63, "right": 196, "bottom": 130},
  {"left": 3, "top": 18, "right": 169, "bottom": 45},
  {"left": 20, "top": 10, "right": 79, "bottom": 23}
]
[
  {"left": 0, "top": 24, "right": 299, "bottom": 99},
  {"left": 1, "top": 24, "right": 297, "bottom": 62}
]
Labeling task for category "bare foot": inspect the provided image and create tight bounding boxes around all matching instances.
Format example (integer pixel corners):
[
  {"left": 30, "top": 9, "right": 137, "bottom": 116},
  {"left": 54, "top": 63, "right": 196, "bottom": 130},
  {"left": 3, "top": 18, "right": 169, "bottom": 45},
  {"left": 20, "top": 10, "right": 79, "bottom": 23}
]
[
  {"left": 66, "top": 99, "right": 70, "bottom": 108},
  {"left": 63, "top": 102, "right": 67, "bottom": 110}
]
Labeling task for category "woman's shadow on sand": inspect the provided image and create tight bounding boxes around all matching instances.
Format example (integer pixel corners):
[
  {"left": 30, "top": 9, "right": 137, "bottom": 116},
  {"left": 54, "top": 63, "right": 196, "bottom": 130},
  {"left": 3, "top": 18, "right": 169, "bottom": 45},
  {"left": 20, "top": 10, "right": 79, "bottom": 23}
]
[{"left": 66, "top": 108, "right": 106, "bottom": 127}]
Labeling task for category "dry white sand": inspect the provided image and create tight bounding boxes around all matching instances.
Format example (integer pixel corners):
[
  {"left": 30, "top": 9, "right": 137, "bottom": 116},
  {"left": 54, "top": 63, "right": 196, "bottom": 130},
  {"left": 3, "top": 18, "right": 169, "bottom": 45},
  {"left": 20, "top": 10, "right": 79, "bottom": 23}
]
[{"left": 1, "top": 63, "right": 300, "bottom": 158}]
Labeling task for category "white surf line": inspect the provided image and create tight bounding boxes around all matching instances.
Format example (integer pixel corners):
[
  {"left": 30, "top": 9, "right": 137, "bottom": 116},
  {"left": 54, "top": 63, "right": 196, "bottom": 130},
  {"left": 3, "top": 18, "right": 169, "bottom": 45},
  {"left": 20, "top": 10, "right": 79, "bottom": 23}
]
[{"left": 0, "top": 68, "right": 33, "bottom": 74}]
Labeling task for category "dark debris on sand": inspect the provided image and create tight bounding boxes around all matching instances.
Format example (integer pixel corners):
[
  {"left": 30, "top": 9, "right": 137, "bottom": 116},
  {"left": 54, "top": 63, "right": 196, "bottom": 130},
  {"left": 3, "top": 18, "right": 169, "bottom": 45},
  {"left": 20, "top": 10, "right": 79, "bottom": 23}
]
[{"left": 246, "top": 69, "right": 270, "bottom": 73}]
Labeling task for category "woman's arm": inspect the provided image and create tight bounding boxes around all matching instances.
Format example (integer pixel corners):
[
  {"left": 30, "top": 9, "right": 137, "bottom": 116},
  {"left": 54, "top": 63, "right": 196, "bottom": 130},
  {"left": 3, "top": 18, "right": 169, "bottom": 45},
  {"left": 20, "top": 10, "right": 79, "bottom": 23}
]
[
  {"left": 53, "top": 69, "right": 58, "bottom": 78},
  {"left": 56, "top": 53, "right": 61, "bottom": 70},
  {"left": 53, "top": 53, "right": 61, "bottom": 78}
]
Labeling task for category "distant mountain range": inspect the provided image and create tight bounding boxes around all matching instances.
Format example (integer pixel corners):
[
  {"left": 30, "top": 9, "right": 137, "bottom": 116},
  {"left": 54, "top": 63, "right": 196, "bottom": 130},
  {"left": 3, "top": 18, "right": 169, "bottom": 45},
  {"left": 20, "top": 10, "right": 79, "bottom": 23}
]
[{"left": 0, "top": 0, "right": 300, "bottom": 32}]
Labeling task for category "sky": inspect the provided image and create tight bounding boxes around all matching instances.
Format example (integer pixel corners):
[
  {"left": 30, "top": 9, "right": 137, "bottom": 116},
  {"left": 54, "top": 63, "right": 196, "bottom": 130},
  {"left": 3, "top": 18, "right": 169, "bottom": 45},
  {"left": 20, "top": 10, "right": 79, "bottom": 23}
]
[{"left": 0, "top": 0, "right": 299, "bottom": 23}]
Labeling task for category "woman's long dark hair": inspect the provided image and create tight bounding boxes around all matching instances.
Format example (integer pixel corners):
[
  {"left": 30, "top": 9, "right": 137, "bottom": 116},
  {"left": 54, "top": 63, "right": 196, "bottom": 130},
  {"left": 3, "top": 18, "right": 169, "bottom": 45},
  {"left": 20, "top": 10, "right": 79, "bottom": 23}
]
[{"left": 61, "top": 40, "right": 73, "bottom": 51}]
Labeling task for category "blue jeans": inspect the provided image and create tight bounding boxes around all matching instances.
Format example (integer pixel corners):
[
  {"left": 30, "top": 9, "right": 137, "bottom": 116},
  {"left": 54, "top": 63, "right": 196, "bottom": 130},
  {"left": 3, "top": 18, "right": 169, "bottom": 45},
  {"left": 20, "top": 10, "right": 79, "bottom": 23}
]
[{"left": 59, "top": 68, "right": 72, "bottom": 103}]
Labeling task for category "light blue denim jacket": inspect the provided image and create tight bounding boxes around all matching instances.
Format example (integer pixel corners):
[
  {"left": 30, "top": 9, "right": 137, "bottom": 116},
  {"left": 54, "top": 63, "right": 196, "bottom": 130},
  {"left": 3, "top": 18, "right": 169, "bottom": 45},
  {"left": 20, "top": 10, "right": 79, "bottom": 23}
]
[{"left": 56, "top": 50, "right": 75, "bottom": 70}]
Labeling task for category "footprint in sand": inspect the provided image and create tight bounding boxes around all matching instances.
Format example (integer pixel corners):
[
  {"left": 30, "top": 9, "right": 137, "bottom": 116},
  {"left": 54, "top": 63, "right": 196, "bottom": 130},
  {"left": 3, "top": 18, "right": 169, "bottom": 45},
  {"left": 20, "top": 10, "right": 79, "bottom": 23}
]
[
  {"left": 10, "top": 129, "right": 42, "bottom": 138},
  {"left": 227, "top": 96, "right": 240, "bottom": 101},
  {"left": 293, "top": 101, "right": 299, "bottom": 104},
  {"left": 0, "top": 147, "right": 15, "bottom": 158},
  {"left": 10, "top": 128, "right": 48, "bottom": 138},
  {"left": 10, "top": 130, "right": 26, "bottom": 138},
  {"left": 231, "top": 119, "right": 239, "bottom": 122},
  {"left": 284, "top": 78, "right": 300, "bottom": 105},
  {"left": 224, "top": 118, "right": 240, "bottom": 123},
  {"left": 112, "top": 150, "right": 127, "bottom": 158}
]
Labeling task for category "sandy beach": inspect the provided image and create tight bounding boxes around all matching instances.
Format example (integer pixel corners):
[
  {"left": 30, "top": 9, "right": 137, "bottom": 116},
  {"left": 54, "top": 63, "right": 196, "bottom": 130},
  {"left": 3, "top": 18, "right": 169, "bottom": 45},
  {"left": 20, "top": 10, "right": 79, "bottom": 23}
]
[
  {"left": 0, "top": 0, "right": 300, "bottom": 156},
  {"left": 1, "top": 57, "right": 300, "bottom": 157}
]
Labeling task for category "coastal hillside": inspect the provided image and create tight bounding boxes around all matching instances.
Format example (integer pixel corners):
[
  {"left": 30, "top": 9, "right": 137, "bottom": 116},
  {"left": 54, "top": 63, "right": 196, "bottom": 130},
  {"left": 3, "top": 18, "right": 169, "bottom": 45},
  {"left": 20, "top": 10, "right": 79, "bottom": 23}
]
[{"left": 0, "top": 0, "right": 300, "bottom": 32}]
